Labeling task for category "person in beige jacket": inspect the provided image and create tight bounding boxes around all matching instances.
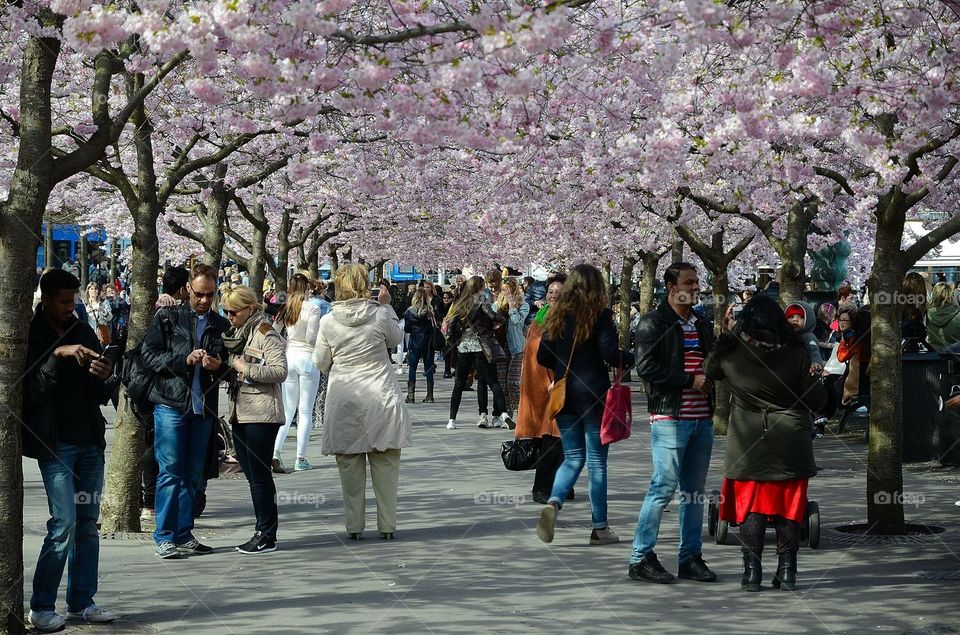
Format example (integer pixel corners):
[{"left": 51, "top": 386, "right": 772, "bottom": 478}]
[
  {"left": 313, "top": 264, "right": 411, "bottom": 540},
  {"left": 221, "top": 286, "right": 288, "bottom": 554}
]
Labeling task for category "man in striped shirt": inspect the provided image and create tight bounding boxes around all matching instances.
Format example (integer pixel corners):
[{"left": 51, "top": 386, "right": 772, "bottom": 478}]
[{"left": 628, "top": 262, "right": 717, "bottom": 585}]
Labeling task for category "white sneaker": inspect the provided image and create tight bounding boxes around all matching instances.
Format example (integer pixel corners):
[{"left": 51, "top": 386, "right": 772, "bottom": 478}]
[
  {"left": 477, "top": 414, "right": 491, "bottom": 429},
  {"left": 29, "top": 610, "right": 66, "bottom": 632},
  {"left": 446, "top": 420, "right": 457, "bottom": 430},
  {"left": 497, "top": 413, "right": 516, "bottom": 429},
  {"left": 66, "top": 604, "right": 116, "bottom": 623}
]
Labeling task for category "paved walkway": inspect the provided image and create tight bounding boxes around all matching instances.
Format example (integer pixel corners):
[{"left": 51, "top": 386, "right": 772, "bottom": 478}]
[{"left": 21, "top": 375, "right": 960, "bottom": 634}]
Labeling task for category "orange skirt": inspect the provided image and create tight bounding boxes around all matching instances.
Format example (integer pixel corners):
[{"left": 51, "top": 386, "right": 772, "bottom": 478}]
[{"left": 719, "top": 478, "right": 808, "bottom": 524}]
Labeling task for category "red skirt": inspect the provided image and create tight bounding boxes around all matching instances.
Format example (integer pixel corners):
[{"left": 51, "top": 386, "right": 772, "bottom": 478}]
[{"left": 719, "top": 478, "right": 808, "bottom": 524}]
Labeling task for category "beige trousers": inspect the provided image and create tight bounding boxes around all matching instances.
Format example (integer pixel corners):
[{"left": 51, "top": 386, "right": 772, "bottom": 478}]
[{"left": 335, "top": 449, "right": 401, "bottom": 534}]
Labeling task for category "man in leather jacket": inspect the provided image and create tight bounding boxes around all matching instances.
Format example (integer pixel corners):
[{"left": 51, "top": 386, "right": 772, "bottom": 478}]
[
  {"left": 628, "top": 262, "right": 717, "bottom": 585},
  {"left": 141, "top": 264, "right": 230, "bottom": 559}
]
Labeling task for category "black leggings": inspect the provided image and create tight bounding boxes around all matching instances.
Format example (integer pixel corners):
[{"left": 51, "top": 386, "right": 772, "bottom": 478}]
[
  {"left": 739, "top": 512, "right": 800, "bottom": 554},
  {"left": 449, "top": 351, "right": 506, "bottom": 419},
  {"left": 233, "top": 423, "right": 281, "bottom": 540}
]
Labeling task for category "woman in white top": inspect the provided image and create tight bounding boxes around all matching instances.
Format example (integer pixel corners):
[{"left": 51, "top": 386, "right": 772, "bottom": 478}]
[{"left": 273, "top": 273, "right": 323, "bottom": 473}]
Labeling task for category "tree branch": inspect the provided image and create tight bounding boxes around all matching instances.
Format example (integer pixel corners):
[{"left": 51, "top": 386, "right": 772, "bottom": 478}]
[{"left": 814, "top": 166, "right": 855, "bottom": 195}]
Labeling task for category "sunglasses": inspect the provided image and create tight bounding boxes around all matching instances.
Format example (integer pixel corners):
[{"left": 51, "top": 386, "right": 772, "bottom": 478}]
[
  {"left": 226, "top": 309, "right": 246, "bottom": 317},
  {"left": 191, "top": 289, "right": 216, "bottom": 299}
]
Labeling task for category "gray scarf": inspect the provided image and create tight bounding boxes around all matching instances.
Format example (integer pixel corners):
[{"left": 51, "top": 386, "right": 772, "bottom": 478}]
[{"left": 222, "top": 310, "right": 265, "bottom": 355}]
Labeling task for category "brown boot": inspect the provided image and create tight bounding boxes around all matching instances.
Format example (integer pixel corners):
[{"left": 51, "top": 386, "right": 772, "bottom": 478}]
[
  {"left": 405, "top": 381, "right": 416, "bottom": 403},
  {"left": 422, "top": 381, "right": 434, "bottom": 403}
]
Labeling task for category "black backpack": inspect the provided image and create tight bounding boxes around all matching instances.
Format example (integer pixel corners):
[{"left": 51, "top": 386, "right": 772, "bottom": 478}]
[{"left": 120, "top": 307, "right": 175, "bottom": 420}]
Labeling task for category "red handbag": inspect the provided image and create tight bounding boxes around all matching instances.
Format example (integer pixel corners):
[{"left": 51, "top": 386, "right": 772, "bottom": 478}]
[{"left": 600, "top": 366, "right": 632, "bottom": 445}]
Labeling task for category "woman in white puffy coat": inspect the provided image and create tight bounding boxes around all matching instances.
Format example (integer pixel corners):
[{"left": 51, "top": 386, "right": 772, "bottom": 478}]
[{"left": 313, "top": 264, "right": 411, "bottom": 540}]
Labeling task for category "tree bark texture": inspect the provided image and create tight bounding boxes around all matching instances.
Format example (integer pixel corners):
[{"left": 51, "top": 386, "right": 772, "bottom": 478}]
[
  {"left": 100, "top": 82, "right": 159, "bottom": 532},
  {"left": 0, "top": 27, "right": 61, "bottom": 635},
  {"left": 865, "top": 208, "right": 907, "bottom": 534}
]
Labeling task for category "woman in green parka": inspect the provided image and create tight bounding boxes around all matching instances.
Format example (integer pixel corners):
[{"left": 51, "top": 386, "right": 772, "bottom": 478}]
[{"left": 704, "top": 295, "right": 827, "bottom": 593}]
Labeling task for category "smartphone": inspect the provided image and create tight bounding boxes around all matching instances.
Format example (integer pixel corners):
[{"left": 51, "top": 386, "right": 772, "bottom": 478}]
[
  {"left": 732, "top": 306, "right": 743, "bottom": 319},
  {"left": 95, "top": 344, "right": 119, "bottom": 362}
]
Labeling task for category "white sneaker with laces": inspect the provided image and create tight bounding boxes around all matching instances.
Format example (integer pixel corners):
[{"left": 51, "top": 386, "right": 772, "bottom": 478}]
[
  {"left": 66, "top": 604, "right": 116, "bottom": 623},
  {"left": 446, "top": 420, "right": 457, "bottom": 430},
  {"left": 477, "top": 414, "right": 491, "bottom": 428},
  {"left": 29, "top": 610, "right": 65, "bottom": 632}
]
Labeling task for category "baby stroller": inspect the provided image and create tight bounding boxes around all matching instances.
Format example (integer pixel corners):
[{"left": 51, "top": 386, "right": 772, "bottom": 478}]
[{"left": 706, "top": 489, "right": 821, "bottom": 549}]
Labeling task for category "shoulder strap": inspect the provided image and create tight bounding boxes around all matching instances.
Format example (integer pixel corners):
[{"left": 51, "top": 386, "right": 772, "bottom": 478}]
[{"left": 258, "top": 322, "right": 274, "bottom": 336}]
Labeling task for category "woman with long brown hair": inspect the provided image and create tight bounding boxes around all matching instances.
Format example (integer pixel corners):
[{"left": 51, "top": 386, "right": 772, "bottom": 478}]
[
  {"left": 443, "top": 275, "right": 510, "bottom": 430},
  {"left": 273, "top": 273, "right": 323, "bottom": 473},
  {"left": 534, "top": 264, "right": 634, "bottom": 546}
]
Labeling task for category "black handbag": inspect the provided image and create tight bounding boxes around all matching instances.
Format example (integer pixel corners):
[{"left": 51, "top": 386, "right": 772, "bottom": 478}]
[{"left": 500, "top": 437, "right": 540, "bottom": 471}]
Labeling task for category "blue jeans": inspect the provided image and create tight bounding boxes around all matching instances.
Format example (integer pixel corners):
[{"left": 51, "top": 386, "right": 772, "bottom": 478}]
[
  {"left": 549, "top": 413, "right": 609, "bottom": 529},
  {"left": 630, "top": 419, "right": 714, "bottom": 564},
  {"left": 407, "top": 348, "right": 436, "bottom": 383},
  {"left": 153, "top": 405, "right": 213, "bottom": 545},
  {"left": 32, "top": 443, "right": 104, "bottom": 613}
]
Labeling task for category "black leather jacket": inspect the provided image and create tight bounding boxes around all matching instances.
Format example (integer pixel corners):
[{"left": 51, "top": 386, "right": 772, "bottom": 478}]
[
  {"left": 633, "top": 302, "right": 715, "bottom": 417},
  {"left": 141, "top": 303, "right": 231, "bottom": 417}
]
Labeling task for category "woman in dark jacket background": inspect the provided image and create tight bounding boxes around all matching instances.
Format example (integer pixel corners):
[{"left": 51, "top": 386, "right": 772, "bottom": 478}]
[
  {"left": 534, "top": 264, "right": 634, "bottom": 547},
  {"left": 704, "top": 296, "right": 826, "bottom": 592},
  {"left": 403, "top": 288, "right": 438, "bottom": 403}
]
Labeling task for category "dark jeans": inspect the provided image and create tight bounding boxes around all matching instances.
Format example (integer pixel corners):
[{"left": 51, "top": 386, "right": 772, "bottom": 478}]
[
  {"left": 407, "top": 348, "right": 436, "bottom": 383},
  {"left": 233, "top": 423, "right": 281, "bottom": 540},
  {"left": 532, "top": 434, "right": 564, "bottom": 496},
  {"left": 444, "top": 348, "right": 457, "bottom": 375},
  {"left": 142, "top": 422, "right": 158, "bottom": 509},
  {"left": 449, "top": 351, "right": 506, "bottom": 419}
]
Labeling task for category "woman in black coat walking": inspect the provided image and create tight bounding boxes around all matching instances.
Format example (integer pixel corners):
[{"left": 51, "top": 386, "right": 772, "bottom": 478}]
[{"left": 704, "top": 296, "right": 827, "bottom": 592}]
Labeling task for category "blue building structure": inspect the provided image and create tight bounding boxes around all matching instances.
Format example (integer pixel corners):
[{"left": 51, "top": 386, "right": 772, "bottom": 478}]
[{"left": 36, "top": 224, "right": 112, "bottom": 269}]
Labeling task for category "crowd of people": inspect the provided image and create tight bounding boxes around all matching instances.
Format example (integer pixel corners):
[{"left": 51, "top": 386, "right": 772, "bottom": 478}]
[{"left": 20, "top": 256, "right": 960, "bottom": 631}]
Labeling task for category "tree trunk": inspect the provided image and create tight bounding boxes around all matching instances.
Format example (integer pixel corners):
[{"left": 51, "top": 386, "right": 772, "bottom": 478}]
[
  {"left": 671, "top": 235, "right": 684, "bottom": 263},
  {"left": 78, "top": 229, "right": 89, "bottom": 291},
  {"left": 246, "top": 220, "right": 268, "bottom": 298},
  {"left": 0, "top": 25, "right": 61, "bottom": 635},
  {"left": 618, "top": 257, "right": 636, "bottom": 381},
  {"left": 775, "top": 203, "right": 815, "bottom": 305},
  {"left": 329, "top": 245, "right": 340, "bottom": 275},
  {"left": 109, "top": 237, "right": 119, "bottom": 281},
  {"left": 865, "top": 210, "right": 907, "bottom": 534},
  {"left": 99, "top": 212, "right": 157, "bottom": 531},
  {"left": 44, "top": 222, "right": 54, "bottom": 269},
  {"left": 308, "top": 251, "right": 319, "bottom": 279},
  {"left": 638, "top": 251, "right": 659, "bottom": 316},
  {"left": 100, "top": 79, "right": 159, "bottom": 532},
  {"left": 711, "top": 273, "right": 731, "bottom": 435}
]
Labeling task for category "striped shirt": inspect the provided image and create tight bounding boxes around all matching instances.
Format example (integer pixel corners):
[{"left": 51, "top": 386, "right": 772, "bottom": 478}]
[{"left": 651, "top": 314, "right": 711, "bottom": 422}]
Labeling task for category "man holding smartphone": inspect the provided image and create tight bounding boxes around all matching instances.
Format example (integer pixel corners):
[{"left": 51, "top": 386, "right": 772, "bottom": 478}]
[
  {"left": 141, "top": 264, "right": 231, "bottom": 560},
  {"left": 23, "top": 270, "right": 118, "bottom": 631}
]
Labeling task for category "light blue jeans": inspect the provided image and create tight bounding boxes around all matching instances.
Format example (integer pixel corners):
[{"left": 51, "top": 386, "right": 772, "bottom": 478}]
[
  {"left": 630, "top": 419, "right": 714, "bottom": 564},
  {"left": 32, "top": 443, "right": 104, "bottom": 613},
  {"left": 549, "top": 413, "right": 609, "bottom": 529}
]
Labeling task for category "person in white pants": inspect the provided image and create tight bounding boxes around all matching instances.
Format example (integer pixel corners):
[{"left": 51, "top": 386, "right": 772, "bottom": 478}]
[{"left": 273, "top": 273, "right": 322, "bottom": 473}]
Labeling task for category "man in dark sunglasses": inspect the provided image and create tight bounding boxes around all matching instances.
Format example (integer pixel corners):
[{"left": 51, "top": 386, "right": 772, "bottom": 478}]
[{"left": 141, "top": 264, "right": 231, "bottom": 560}]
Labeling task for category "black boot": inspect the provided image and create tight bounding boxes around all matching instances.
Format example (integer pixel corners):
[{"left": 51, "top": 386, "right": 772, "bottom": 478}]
[
  {"left": 405, "top": 381, "right": 416, "bottom": 403},
  {"left": 741, "top": 550, "right": 762, "bottom": 592},
  {"left": 772, "top": 550, "right": 798, "bottom": 590},
  {"left": 422, "top": 381, "right": 434, "bottom": 403}
]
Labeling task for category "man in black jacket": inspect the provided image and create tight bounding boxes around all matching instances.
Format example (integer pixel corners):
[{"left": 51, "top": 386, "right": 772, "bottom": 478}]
[
  {"left": 141, "top": 264, "right": 230, "bottom": 559},
  {"left": 24, "top": 270, "right": 117, "bottom": 631},
  {"left": 628, "top": 262, "right": 717, "bottom": 585}
]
